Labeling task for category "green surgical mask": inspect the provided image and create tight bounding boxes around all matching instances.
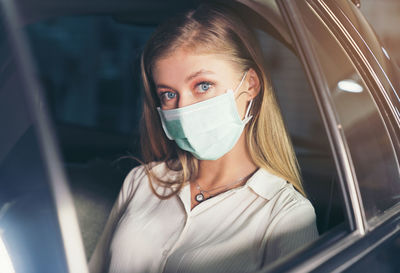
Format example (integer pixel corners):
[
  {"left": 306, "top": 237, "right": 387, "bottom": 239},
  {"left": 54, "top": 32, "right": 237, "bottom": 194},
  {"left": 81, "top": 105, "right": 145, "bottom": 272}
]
[{"left": 157, "top": 72, "right": 252, "bottom": 160}]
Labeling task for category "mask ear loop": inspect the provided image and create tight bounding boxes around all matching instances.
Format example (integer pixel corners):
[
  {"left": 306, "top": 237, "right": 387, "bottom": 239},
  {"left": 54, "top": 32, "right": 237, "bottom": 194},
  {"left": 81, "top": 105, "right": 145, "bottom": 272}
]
[
  {"left": 243, "top": 99, "right": 253, "bottom": 123},
  {"left": 234, "top": 70, "right": 253, "bottom": 123},
  {"left": 233, "top": 70, "right": 249, "bottom": 96},
  {"left": 244, "top": 99, "right": 253, "bottom": 118}
]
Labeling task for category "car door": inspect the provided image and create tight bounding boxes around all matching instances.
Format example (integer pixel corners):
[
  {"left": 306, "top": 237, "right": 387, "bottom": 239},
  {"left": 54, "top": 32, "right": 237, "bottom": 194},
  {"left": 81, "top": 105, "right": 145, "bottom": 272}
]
[{"left": 258, "top": 0, "right": 400, "bottom": 271}]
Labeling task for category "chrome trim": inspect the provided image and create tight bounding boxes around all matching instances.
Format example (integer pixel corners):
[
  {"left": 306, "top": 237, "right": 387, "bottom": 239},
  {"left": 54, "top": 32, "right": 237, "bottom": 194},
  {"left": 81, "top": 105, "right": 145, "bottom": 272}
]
[{"left": 0, "top": 1, "right": 89, "bottom": 272}]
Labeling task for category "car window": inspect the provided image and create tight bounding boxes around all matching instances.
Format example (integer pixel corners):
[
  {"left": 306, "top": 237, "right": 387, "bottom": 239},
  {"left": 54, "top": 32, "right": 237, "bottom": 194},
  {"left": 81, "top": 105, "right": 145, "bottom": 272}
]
[{"left": 285, "top": 0, "right": 400, "bottom": 225}]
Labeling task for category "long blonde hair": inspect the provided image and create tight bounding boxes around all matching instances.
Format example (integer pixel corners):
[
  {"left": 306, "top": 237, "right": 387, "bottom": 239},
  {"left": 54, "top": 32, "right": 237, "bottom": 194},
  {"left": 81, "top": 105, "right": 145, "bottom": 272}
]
[{"left": 139, "top": 3, "right": 304, "bottom": 197}]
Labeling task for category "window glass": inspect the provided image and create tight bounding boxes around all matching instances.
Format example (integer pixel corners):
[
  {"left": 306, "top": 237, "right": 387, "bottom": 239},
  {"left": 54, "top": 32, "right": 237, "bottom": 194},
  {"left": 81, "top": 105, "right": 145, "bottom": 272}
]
[{"left": 291, "top": 0, "right": 400, "bottom": 222}]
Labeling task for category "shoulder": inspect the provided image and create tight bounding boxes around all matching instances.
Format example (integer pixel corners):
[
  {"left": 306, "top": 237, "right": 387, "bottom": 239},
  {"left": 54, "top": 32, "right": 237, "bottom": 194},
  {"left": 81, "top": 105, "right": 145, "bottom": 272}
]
[
  {"left": 248, "top": 168, "right": 315, "bottom": 218},
  {"left": 249, "top": 168, "right": 317, "bottom": 235},
  {"left": 266, "top": 181, "right": 317, "bottom": 237},
  {"left": 118, "top": 161, "right": 162, "bottom": 199},
  {"left": 119, "top": 161, "right": 179, "bottom": 200},
  {"left": 266, "top": 182, "right": 317, "bottom": 237},
  {"left": 273, "top": 183, "right": 315, "bottom": 218},
  {"left": 261, "top": 180, "right": 318, "bottom": 264}
]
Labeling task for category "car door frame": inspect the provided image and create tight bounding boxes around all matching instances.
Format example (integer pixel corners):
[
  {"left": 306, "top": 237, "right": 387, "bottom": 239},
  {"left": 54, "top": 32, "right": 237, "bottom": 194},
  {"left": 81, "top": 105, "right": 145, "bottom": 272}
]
[{"left": 253, "top": 0, "right": 400, "bottom": 271}]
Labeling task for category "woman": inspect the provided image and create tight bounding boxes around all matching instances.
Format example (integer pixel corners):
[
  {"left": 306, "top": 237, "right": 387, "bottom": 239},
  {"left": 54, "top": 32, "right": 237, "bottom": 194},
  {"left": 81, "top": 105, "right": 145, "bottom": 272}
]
[{"left": 89, "top": 3, "right": 318, "bottom": 273}]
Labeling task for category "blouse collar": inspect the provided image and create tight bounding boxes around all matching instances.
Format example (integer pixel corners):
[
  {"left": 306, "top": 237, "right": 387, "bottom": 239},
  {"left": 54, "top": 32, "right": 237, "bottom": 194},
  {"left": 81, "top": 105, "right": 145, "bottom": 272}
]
[{"left": 246, "top": 168, "right": 288, "bottom": 200}]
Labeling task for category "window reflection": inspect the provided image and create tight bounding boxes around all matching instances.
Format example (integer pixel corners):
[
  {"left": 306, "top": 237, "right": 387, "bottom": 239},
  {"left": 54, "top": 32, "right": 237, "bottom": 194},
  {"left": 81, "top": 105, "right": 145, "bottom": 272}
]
[
  {"left": 0, "top": 234, "right": 15, "bottom": 273},
  {"left": 337, "top": 79, "right": 364, "bottom": 93}
]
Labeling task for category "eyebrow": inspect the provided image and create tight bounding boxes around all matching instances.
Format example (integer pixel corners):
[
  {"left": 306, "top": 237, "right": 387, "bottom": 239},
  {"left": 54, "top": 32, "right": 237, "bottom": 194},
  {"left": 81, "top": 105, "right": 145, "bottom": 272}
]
[
  {"left": 185, "top": 69, "right": 215, "bottom": 82},
  {"left": 155, "top": 84, "right": 172, "bottom": 91},
  {"left": 155, "top": 70, "right": 215, "bottom": 91}
]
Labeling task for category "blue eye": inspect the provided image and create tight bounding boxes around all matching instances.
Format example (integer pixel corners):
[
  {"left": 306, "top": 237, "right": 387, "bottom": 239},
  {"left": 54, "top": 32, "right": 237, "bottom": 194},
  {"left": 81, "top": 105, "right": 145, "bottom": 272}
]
[
  {"left": 159, "top": 91, "right": 177, "bottom": 105},
  {"left": 166, "top": 92, "right": 176, "bottom": 100},
  {"left": 198, "top": 82, "right": 212, "bottom": 93}
]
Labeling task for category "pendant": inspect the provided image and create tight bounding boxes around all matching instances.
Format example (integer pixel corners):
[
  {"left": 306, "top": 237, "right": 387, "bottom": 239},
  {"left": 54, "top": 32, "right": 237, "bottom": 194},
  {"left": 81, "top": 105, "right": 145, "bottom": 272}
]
[{"left": 195, "top": 193, "right": 205, "bottom": 202}]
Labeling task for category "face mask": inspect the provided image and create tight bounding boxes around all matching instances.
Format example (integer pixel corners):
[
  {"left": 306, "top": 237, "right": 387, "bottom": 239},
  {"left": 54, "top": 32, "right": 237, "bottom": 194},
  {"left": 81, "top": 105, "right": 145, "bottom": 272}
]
[{"left": 157, "top": 71, "right": 253, "bottom": 160}]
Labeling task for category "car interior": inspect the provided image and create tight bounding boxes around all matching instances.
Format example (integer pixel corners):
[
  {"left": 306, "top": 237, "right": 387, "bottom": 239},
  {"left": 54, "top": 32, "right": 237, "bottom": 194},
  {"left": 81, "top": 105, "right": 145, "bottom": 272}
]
[{"left": 9, "top": 0, "right": 347, "bottom": 263}]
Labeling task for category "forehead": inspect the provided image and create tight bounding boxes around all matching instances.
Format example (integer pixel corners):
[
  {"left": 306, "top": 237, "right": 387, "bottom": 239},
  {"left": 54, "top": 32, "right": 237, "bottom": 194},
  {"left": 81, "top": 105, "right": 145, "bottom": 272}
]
[{"left": 152, "top": 49, "right": 240, "bottom": 84}]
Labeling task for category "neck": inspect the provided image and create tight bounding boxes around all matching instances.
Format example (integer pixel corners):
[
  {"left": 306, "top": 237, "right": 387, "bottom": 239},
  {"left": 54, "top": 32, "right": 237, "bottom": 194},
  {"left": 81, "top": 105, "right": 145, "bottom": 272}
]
[{"left": 195, "top": 132, "right": 258, "bottom": 190}]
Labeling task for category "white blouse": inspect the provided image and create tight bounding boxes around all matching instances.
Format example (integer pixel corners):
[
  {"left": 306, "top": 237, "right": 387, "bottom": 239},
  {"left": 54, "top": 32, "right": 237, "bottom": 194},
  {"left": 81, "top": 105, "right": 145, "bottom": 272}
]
[{"left": 89, "top": 162, "right": 318, "bottom": 273}]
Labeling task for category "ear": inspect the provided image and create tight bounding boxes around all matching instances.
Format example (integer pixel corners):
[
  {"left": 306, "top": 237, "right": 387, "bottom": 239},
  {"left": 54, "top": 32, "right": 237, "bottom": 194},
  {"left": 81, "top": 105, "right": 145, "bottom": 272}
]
[{"left": 246, "top": 68, "right": 261, "bottom": 100}]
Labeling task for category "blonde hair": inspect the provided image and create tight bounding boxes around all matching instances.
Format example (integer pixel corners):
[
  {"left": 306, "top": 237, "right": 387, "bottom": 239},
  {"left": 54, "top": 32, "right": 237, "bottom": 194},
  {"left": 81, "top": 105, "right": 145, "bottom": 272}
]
[{"left": 140, "top": 3, "right": 304, "bottom": 197}]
